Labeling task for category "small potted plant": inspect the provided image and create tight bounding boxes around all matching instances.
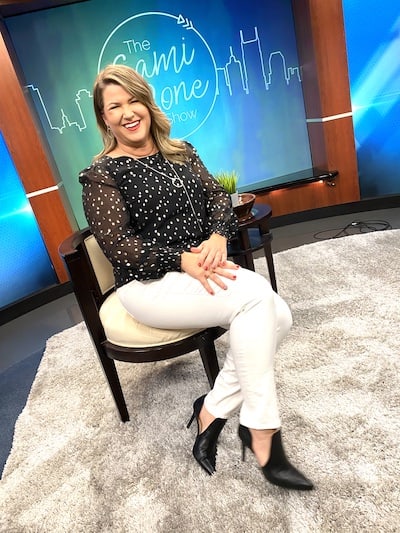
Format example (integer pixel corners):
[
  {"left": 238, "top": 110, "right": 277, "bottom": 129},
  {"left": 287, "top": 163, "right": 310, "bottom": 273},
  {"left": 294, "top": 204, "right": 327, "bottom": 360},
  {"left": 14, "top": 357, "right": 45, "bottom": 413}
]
[
  {"left": 214, "top": 170, "right": 239, "bottom": 207},
  {"left": 215, "top": 170, "right": 256, "bottom": 221}
]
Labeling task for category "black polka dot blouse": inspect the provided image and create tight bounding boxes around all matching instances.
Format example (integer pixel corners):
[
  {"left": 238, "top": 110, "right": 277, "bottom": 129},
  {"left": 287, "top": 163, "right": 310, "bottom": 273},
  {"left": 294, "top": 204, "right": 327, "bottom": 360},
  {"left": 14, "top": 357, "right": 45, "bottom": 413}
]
[{"left": 79, "top": 142, "right": 238, "bottom": 288}]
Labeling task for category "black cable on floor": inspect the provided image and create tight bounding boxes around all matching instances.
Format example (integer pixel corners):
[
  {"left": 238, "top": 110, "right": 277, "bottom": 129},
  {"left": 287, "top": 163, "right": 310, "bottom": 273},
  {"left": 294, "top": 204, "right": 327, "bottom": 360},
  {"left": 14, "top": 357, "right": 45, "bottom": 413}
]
[{"left": 313, "top": 220, "right": 392, "bottom": 240}]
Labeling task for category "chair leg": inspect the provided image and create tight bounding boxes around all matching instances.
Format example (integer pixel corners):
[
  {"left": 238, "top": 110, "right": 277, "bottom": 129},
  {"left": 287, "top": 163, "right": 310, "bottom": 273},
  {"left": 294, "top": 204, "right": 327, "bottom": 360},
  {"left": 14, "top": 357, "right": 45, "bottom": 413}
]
[
  {"left": 262, "top": 236, "right": 278, "bottom": 292},
  {"left": 198, "top": 332, "right": 220, "bottom": 387},
  {"left": 96, "top": 350, "right": 130, "bottom": 422}
]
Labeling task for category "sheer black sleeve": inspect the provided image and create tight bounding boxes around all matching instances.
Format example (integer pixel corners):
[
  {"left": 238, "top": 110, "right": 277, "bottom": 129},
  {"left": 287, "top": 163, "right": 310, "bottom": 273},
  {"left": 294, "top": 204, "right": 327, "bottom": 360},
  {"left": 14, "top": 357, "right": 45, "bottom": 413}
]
[{"left": 79, "top": 163, "right": 182, "bottom": 280}]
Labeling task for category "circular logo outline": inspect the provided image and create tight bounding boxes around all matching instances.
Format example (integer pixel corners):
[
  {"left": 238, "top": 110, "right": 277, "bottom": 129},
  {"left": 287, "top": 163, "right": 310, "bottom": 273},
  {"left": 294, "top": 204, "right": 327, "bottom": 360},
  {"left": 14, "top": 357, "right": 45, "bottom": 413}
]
[{"left": 97, "top": 11, "right": 218, "bottom": 139}]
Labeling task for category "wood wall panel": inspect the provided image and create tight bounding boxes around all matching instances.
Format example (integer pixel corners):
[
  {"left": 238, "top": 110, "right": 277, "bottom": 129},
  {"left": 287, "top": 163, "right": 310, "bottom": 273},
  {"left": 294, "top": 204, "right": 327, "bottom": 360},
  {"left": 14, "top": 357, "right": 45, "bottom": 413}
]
[
  {"left": 0, "top": 28, "right": 76, "bottom": 281},
  {"left": 303, "top": 0, "right": 353, "bottom": 117},
  {"left": 309, "top": 117, "right": 359, "bottom": 197},
  {"left": 292, "top": 0, "right": 353, "bottom": 118},
  {"left": 257, "top": 180, "right": 338, "bottom": 218}
]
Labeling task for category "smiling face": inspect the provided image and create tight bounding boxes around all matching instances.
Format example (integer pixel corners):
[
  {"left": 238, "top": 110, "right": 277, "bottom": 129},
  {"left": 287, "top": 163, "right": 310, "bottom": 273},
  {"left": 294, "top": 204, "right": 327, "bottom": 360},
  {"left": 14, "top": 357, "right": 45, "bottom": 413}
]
[{"left": 101, "top": 83, "right": 153, "bottom": 154}]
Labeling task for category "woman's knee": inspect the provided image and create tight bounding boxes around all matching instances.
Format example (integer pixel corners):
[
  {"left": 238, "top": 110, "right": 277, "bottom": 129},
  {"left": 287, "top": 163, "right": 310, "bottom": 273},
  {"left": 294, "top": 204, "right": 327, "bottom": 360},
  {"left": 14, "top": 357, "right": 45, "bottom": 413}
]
[
  {"left": 225, "top": 268, "right": 276, "bottom": 317},
  {"left": 234, "top": 267, "right": 274, "bottom": 298}
]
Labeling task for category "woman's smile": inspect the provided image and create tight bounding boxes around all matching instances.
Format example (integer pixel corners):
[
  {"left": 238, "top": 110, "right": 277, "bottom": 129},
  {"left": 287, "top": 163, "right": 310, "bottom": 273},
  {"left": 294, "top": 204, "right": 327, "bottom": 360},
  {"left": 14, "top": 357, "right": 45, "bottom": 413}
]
[{"left": 123, "top": 120, "right": 140, "bottom": 132}]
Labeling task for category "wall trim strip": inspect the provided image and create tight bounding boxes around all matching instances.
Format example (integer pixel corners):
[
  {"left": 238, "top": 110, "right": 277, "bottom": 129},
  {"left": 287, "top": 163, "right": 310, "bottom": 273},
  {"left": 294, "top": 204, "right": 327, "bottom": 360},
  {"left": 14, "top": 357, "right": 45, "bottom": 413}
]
[
  {"left": 26, "top": 184, "right": 61, "bottom": 198},
  {"left": 306, "top": 111, "right": 353, "bottom": 123}
]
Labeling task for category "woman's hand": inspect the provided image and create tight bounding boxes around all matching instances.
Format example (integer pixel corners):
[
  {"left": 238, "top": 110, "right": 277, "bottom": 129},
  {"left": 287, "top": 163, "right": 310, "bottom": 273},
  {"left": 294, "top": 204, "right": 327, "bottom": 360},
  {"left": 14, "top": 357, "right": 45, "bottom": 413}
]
[
  {"left": 190, "top": 233, "right": 229, "bottom": 270},
  {"left": 181, "top": 250, "right": 239, "bottom": 295}
]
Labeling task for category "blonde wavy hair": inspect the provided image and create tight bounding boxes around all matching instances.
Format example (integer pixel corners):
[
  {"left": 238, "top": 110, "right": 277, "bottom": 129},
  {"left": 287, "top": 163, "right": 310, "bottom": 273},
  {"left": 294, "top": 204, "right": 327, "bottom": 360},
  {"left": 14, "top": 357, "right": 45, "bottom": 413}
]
[{"left": 92, "top": 64, "right": 188, "bottom": 163}]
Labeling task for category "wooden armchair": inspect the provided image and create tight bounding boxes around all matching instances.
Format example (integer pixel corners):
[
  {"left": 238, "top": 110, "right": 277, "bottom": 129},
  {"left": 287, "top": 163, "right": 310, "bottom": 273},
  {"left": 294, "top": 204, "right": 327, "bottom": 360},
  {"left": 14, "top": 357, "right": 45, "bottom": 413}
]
[{"left": 59, "top": 228, "right": 224, "bottom": 422}]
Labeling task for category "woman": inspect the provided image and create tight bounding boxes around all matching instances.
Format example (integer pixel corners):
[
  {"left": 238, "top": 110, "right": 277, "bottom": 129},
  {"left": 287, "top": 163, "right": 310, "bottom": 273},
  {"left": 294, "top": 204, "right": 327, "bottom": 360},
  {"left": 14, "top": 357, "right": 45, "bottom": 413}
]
[{"left": 79, "top": 64, "right": 313, "bottom": 491}]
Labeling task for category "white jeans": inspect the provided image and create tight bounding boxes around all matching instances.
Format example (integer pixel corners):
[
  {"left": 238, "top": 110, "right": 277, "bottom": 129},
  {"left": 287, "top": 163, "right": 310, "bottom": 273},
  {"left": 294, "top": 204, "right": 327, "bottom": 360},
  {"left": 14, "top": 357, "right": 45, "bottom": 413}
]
[{"left": 117, "top": 267, "right": 292, "bottom": 429}]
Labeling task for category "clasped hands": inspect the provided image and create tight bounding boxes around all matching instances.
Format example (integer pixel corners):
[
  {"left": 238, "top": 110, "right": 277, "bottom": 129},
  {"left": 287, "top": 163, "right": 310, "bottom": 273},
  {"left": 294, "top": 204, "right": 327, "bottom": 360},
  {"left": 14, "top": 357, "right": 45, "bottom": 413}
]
[{"left": 181, "top": 233, "right": 239, "bottom": 295}]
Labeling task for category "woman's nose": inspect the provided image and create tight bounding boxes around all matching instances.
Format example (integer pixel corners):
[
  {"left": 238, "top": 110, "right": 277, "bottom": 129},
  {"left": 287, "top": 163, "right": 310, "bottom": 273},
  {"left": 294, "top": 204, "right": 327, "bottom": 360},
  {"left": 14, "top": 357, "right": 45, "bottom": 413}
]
[{"left": 123, "top": 106, "right": 135, "bottom": 119}]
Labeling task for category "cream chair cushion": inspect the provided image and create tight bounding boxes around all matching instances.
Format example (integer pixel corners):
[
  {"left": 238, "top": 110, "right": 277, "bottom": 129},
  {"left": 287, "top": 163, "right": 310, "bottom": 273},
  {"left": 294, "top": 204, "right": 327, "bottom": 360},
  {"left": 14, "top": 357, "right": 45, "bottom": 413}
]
[
  {"left": 99, "top": 292, "right": 202, "bottom": 347},
  {"left": 84, "top": 235, "right": 115, "bottom": 295},
  {"left": 84, "top": 235, "right": 203, "bottom": 347}
]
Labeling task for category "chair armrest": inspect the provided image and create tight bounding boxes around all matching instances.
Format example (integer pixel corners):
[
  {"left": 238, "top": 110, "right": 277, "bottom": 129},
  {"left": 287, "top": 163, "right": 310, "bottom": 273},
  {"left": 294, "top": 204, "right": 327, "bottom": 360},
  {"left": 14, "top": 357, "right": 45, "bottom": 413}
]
[{"left": 59, "top": 227, "right": 90, "bottom": 258}]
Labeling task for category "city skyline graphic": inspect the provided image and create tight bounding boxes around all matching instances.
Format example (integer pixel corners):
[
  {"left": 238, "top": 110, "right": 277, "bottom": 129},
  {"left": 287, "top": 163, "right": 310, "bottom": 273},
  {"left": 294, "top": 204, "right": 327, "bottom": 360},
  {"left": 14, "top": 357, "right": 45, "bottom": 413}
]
[{"left": 26, "top": 25, "right": 301, "bottom": 136}]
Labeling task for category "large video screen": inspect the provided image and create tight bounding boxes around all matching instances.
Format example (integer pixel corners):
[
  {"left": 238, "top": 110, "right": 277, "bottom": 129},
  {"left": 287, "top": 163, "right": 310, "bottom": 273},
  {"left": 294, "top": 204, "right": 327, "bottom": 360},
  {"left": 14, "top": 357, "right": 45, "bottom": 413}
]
[
  {"left": 6, "top": 0, "right": 313, "bottom": 227},
  {"left": 343, "top": 0, "right": 400, "bottom": 197}
]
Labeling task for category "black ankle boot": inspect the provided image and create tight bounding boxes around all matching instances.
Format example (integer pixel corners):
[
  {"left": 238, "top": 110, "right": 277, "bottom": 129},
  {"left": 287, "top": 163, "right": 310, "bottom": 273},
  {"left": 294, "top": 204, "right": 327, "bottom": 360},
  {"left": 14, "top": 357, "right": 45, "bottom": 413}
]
[
  {"left": 187, "top": 395, "right": 226, "bottom": 475},
  {"left": 238, "top": 424, "right": 314, "bottom": 490}
]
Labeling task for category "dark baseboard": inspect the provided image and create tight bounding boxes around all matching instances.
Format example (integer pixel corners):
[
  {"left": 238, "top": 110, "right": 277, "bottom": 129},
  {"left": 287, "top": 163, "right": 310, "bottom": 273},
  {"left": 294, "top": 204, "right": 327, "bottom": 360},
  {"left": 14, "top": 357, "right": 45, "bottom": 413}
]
[
  {"left": 0, "top": 282, "right": 73, "bottom": 327},
  {"left": 269, "top": 195, "right": 400, "bottom": 228}
]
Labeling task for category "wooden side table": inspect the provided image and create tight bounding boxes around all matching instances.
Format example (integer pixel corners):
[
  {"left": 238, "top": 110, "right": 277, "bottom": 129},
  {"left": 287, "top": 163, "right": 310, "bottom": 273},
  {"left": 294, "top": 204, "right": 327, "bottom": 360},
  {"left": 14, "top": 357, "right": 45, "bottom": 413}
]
[{"left": 228, "top": 203, "right": 277, "bottom": 292}]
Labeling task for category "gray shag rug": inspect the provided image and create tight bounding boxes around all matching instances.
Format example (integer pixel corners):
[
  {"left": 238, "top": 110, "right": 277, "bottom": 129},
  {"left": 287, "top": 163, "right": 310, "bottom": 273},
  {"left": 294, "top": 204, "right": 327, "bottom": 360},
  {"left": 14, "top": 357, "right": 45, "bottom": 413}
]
[{"left": 1, "top": 230, "right": 400, "bottom": 533}]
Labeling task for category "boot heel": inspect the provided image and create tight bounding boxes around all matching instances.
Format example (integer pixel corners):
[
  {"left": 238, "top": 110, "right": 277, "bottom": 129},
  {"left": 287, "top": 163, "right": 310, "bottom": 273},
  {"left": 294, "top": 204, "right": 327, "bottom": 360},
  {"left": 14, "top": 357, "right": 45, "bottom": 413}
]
[
  {"left": 186, "top": 394, "right": 205, "bottom": 429},
  {"left": 187, "top": 411, "right": 195, "bottom": 429},
  {"left": 241, "top": 441, "right": 246, "bottom": 462}
]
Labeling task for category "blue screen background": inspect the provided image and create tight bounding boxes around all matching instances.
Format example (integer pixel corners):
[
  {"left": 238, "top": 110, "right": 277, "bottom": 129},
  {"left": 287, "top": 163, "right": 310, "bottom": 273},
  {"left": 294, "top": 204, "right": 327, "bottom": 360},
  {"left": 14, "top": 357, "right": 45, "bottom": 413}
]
[
  {"left": 0, "top": 132, "right": 57, "bottom": 309},
  {"left": 343, "top": 0, "right": 400, "bottom": 197}
]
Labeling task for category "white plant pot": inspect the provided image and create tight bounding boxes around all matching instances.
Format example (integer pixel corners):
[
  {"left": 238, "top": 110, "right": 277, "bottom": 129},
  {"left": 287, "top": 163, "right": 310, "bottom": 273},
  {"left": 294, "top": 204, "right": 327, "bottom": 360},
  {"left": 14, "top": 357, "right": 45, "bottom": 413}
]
[{"left": 230, "top": 191, "right": 239, "bottom": 207}]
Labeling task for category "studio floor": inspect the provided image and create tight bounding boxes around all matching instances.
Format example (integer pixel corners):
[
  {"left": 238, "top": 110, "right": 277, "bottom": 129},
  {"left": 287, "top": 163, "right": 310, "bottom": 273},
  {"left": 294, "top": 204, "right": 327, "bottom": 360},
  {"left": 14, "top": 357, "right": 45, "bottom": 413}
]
[{"left": 1, "top": 206, "right": 400, "bottom": 476}]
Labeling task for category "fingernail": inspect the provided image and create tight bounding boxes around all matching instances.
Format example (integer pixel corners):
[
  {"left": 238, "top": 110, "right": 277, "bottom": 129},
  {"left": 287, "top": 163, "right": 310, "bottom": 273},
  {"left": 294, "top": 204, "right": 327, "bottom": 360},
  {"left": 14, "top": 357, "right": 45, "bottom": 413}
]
[{"left": 232, "top": 275, "right": 237, "bottom": 280}]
